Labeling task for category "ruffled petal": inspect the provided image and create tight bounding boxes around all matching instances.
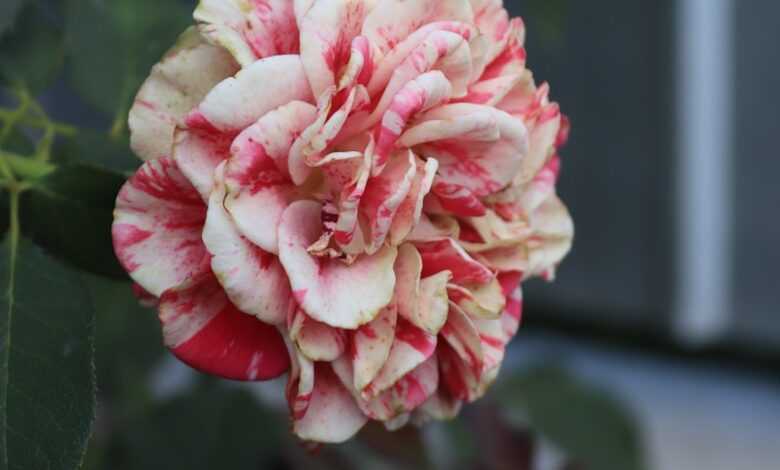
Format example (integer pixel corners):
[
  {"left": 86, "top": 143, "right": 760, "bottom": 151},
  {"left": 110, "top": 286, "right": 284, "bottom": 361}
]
[
  {"left": 446, "top": 277, "right": 505, "bottom": 319},
  {"left": 373, "top": 71, "right": 452, "bottom": 173},
  {"left": 223, "top": 101, "right": 317, "bottom": 253},
  {"left": 352, "top": 303, "right": 397, "bottom": 390},
  {"left": 440, "top": 303, "right": 484, "bottom": 377},
  {"left": 286, "top": 340, "right": 315, "bottom": 420},
  {"left": 333, "top": 355, "right": 439, "bottom": 422},
  {"left": 174, "top": 55, "right": 314, "bottom": 197},
  {"left": 365, "top": 317, "right": 437, "bottom": 396},
  {"left": 299, "top": 0, "right": 371, "bottom": 99},
  {"left": 388, "top": 156, "right": 438, "bottom": 245},
  {"left": 416, "top": 238, "right": 493, "bottom": 285},
  {"left": 401, "top": 103, "right": 528, "bottom": 197},
  {"left": 194, "top": 0, "right": 299, "bottom": 66},
  {"left": 289, "top": 306, "right": 347, "bottom": 361},
  {"left": 112, "top": 157, "right": 209, "bottom": 297},
  {"left": 525, "top": 194, "right": 574, "bottom": 280},
  {"left": 129, "top": 28, "right": 239, "bottom": 161},
  {"left": 278, "top": 200, "right": 398, "bottom": 329},
  {"left": 394, "top": 243, "right": 450, "bottom": 335},
  {"left": 362, "top": 0, "right": 474, "bottom": 57},
  {"left": 158, "top": 272, "right": 290, "bottom": 380},
  {"left": 202, "top": 164, "right": 290, "bottom": 324},
  {"left": 360, "top": 151, "right": 417, "bottom": 252},
  {"left": 293, "top": 363, "right": 368, "bottom": 443}
]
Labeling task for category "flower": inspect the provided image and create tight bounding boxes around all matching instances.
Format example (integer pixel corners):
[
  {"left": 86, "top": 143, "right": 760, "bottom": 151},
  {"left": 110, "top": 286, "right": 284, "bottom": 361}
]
[{"left": 112, "top": 0, "right": 573, "bottom": 443}]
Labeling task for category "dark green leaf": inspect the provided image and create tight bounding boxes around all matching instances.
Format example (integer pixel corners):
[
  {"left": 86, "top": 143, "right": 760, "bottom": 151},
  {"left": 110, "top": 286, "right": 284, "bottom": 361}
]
[
  {"left": 0, "top": 0, "right": 26, "bottom": 38},
  {"left": 85, "top": 275, "right": 162, "bottom": 397},
  {"left": 64, "top": 0, "right": 190, "bottom": 117},
  {"left": 0, "top": 5, "right": 65, "bottom": 94},
  {"left": 19, "top": 163, "right": 127, "bottom": 278},
  {"left": 0, "top": 235, "right": 96, "bottom": 469},
  {"left": 90, "top": 383, "right": 286, "bottom": 470},
  {"left": 499, "top": 367, "right": 645, "bottom": 470},
  {"left": 54, "top": 129, "right": 140, "bottom": 175}
]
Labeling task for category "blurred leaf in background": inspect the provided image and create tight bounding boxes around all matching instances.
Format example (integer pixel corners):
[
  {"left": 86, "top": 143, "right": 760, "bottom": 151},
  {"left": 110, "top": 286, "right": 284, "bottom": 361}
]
[
  {"left": 498, "top": 367, "right": 646, "bottom": 470},
  {"left": 0, "top": 0, "right": 26, "bottom": 38},
  {"left": 64, "top": 0, "right": 191, "bottom": 126},
  {"left": 0, "top": 2, "right": 65, "bottom": 94}
]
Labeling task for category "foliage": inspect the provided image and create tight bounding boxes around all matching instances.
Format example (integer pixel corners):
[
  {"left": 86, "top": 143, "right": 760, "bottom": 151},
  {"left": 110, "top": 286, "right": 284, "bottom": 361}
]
[{"left": 0, "top": 1, "right": 643, "bottom": 470}]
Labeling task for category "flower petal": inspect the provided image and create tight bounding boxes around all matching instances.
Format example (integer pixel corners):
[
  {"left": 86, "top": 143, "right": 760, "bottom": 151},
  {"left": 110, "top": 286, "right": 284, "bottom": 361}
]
[
  {"left": 416, "top": 238, "right": 493, "bottom": 285},
  {"left": 278, "top": 200, "right": 398, "bottom": 329},
  {"left": 159, "top": 272, "right": 290, "bottom": 381},
  {"left": 446, "top": 277, "right": 505, "bottom": 320},
  {"left": 286, "top": 340, "right": 315, "bottom": 420},
  {"left": 362, "top": 0, "right": 474, "bottom": 57},
  {"left": 222, "top": 101, "right": 317, "bottom": 253},
  {"left": 203, "top": 164, "right": 290, "bottom": 324},
  {"left": 194, "top": 0, "right": 299, "bottom": 66},
  {"left": 525, "top": 194, "right": 574, "bottom": 280},
  {"left": 365, "top": 317, "right": 437, "bottom": 397},
  {"left": 440, "top": 303, "right": 484, "bottom": 377},
  {"left": 388, "top": 156, "right": 438, "bottom": 245},
  {"left": 299, "top": 0, "right": 371, "bottom": 99},
  {"left": 289, "top": 307, "right": 348, "bottom": 361},
  {"left": 361, "top": 151, "right": 417, "bottom": 253},
  {"left": 112, "top": 157, "right": 209, "bottom": 297},
  {"left": 129, "top": 28, "right": 239, "bottom": 161},
  {"left": 402, "top": 103, "right": 528, "bottom": 197},
  {"left": 373, "top": 71, "right": 452, "bottom": 173},
  {"left": 394, "top": 243, "right": 450, "bottom": 335},
  {"left": 174, "top": 55, "right": 314, "bottom": 197},
  {"left": 293, "top": 363, "right": 367, "bottom": 443},
  {"left": 352, "top": 303, "right": 397, "bottom": 390}
]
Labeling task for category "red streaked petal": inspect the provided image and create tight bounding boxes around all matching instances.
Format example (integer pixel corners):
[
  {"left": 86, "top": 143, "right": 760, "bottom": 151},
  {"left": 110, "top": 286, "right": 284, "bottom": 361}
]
[
  {"left": 352, "top": 303, "right": 397, "bottom": 390},
  {"left": 203, "top": 165, "right": 291, "bottom": 325},
  {"left": 129, "top": 28, "right": 238, "bottom": 162},
  {"left": 112, "top": 157, "right": 209, "bottom": 297},
  {"left": 195, "top": 0, "right": 299, "bottom": 67},
  {"left": 293, "top": 362, "right": 367, "bottom": 443},
  {"left": 278, "top": 200, "right": 397, "bottom": 329},
  {"left": 416, "top": 238, "right": 493, "bottom": 285},
  {"left": 159, "top": 272, "right": 290, "bottom": 381}
]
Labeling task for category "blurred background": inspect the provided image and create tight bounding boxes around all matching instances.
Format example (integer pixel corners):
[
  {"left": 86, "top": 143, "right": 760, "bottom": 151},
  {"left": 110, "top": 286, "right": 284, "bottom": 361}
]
[{"left": 1, "top": 0, "right": 778, "bottom": 469}]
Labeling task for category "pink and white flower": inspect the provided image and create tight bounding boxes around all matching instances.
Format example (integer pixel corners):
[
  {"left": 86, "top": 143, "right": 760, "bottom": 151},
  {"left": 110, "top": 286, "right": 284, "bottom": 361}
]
[{"left": 113, "top": 0, "right": 573, "bottom": 443}]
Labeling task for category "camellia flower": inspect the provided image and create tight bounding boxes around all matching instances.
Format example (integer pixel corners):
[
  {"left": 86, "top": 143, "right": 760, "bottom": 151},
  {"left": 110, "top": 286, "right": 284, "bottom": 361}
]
[{"left": 112, "top": 0, "right": 573, "bottom": 443}]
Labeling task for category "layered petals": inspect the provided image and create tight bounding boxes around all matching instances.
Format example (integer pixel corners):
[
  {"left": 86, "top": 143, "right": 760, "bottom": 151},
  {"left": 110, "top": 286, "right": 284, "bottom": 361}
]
[
  {"left": 278, "top": 200, "right": 398, "bottom": 329},
  {"left": 112, "top": 157, "right": 209, "bottom": 297},
  {"left": 114, "top": 0, "right": 573, "bottom": 444}
]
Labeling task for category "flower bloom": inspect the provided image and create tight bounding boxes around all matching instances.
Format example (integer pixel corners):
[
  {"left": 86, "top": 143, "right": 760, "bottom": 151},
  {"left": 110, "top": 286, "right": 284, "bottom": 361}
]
[{"left": 112, "top": 0, "right": 573, "bottom": 442}]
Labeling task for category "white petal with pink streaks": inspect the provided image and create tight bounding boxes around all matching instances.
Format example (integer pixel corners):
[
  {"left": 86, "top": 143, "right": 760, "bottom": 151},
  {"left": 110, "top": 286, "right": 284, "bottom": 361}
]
[
  {"left": 194, "top": 0, "right": 299, "bottom": 66},
  {"left": 278, "top": 200, "right": 397, "bottom": 329},
  {"left": 129, "top": 28, "right": 238, "bottom": 162},
  {"left": 112, "top": 157, "right": 209, "bottom": 297},
  {"left": 352, "top": 303, "right": 397, "bottom": 390},
  {"left": 293, "top": 363, "right": 367, "bottom": 443},
  {"left": 174, "top": 55, "right": 313, "bottom": 197},
  {"left": 203, "top": 164, "right": 290, "bottom": 325}
]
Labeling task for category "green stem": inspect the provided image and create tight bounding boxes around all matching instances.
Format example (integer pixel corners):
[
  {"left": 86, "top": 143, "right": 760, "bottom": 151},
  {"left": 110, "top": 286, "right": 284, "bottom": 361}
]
[{"left": 0, "top": 109, "right": 77, "bottom": 138}]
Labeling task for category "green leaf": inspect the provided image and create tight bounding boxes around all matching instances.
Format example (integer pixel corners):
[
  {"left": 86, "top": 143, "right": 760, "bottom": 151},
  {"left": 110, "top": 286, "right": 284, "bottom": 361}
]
[
  {"left": 0, "top": 5, "right": 65, "bottom": 94},
  {"left": 54, "top": 129, "right": 139, "bottom": 175},
  {"left": 84, "top": 275, "right": 162, "bottom": 398},
  {"left": 89, "top": 383, "right": 286, "bottom": 470},
  {"left": 64, "top": 0, "right": 190, "bottom": 117},
  {"left": 499, "top": 367, "right": 645, "bottom": 470},
  {"left": 0, "top": 235, "right": 96, "bottom": 470},
  {"left": 19, "top": 163, "right": 127, "bottom": 278},
  {"left": 0, "top": 0, "right": 25, "bottom": 38}
]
